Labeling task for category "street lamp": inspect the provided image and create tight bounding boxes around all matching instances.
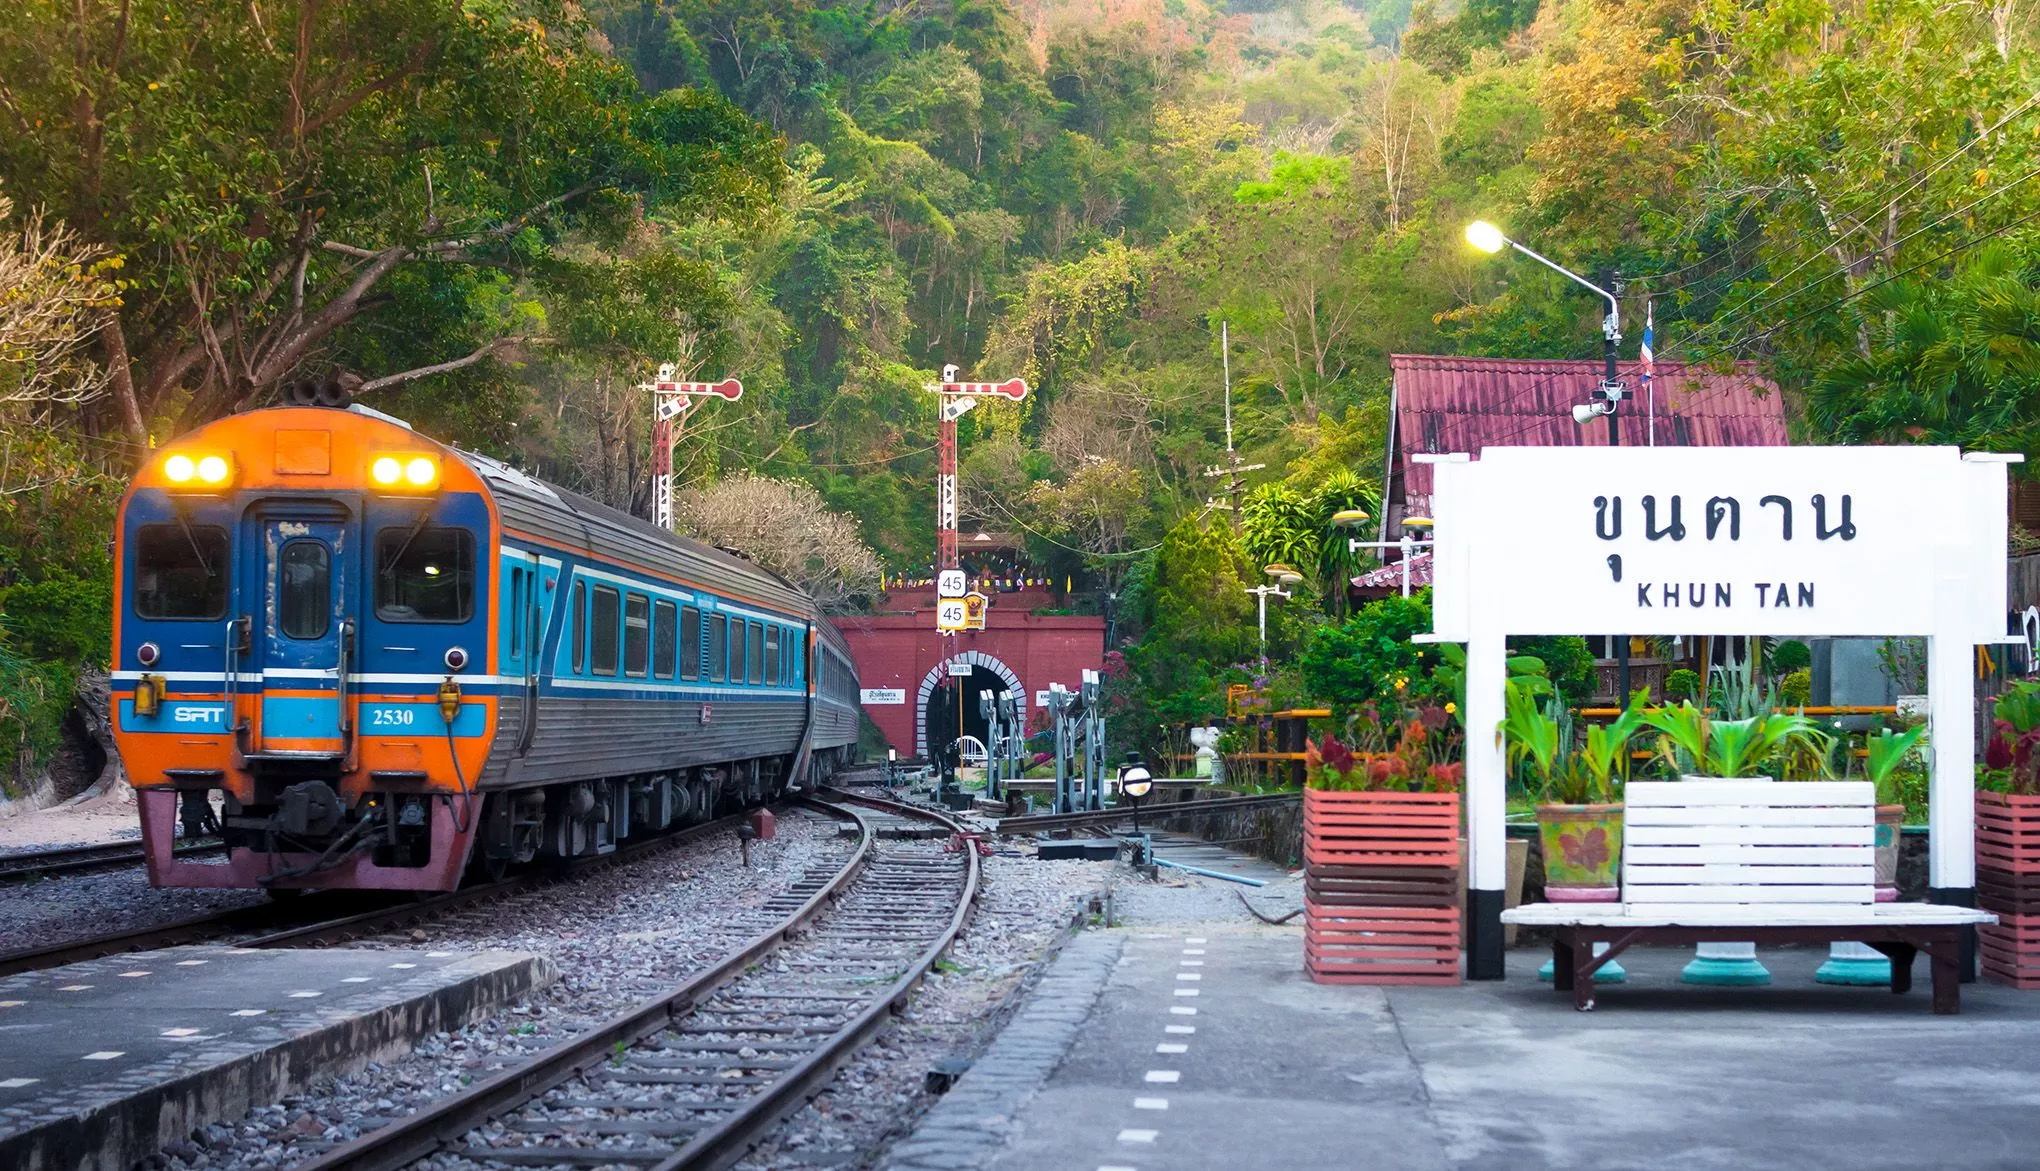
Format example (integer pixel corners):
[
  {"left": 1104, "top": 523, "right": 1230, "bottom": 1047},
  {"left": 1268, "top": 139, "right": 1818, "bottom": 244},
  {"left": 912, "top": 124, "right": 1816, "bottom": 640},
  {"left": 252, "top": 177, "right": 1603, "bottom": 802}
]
[
  {"left": 1466, "top": 218, "right": 1631, "bottom": 702},
  {"left": 1465, "top": 220, "right": 1624, "bottom": 443}
]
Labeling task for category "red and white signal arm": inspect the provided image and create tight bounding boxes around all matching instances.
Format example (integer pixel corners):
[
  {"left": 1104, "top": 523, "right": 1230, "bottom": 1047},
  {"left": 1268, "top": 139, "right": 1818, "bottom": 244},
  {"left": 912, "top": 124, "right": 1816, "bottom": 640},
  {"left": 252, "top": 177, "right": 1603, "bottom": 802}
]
[
  {"left": 654, "top": 378, "right": 744, "bottom": 420},
  {"left": 939, "top": 377, "right": 1029, "bottom": 401},
  {"left": 935, "top": 598, "right": 969, "bottom": 631}
]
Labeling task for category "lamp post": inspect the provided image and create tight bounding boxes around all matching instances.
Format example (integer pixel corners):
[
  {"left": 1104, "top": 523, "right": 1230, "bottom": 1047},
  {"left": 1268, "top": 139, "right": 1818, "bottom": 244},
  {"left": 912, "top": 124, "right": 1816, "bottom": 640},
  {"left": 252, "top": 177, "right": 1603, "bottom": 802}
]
[
  {"left": 1345, "top": 515, "right": 1436, "bottom": 599},
  {"left": 1118, "top": 753, "right": 1154, "bottom": 835},
  {"left": 1466, "top": 220, "right": 1630, "bottom": 704},
  {"left": 1247, "top": 564, "right": 1301, "bottom": 666}
]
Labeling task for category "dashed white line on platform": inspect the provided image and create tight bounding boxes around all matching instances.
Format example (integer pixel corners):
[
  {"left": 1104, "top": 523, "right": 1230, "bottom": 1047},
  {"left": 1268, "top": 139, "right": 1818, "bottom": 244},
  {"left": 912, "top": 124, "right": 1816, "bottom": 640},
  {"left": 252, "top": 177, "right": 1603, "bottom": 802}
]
[
  {"left": 229, "top": 1009, "right": 266, "bottom": 1017},
  {"left": 1170, "top": 1006, "right": 1197, "bottom": 1015},
  {"left": 389, "top": 963, "right": 418, "bottom": 970},
  {"left": 1145, "top": 1070, "right": 1180, "bottom": 1083},
  {"left": 341, "top": 977, "right": 372, "bottom": 983},
  {"left": 1185, "top": 936, "right": 1206, "bottom": 943},
  {"left": 1183, "top": 948, "right": 1205, "bottom": 955},
  {"left": 0, "top": 1001, "right": 21, "bottom": 1008},
  {"left": 1175, "top": 973, "right": 1201, "bottom": 981},
  {"left": 1135, "top": 1097, "right": 1169, "bottom": 1110},
  {"left": 57, "top": 985, "right": 91, "bottom": 992},
  {"left": 1166, "top": 1024, "right": 1196, "bottom": 1034},
  {"left": 287, "top": 990, "right": 322, "bottom": 998},
  {"left": 161, "top": 1028, "right": 201, "bottom": 1037},
  {"left": 1118, "top": 1129, "right": 1160, "bottom": 1143},
  {"left": 175, "top": 960, "right": 207, "bottom": 966},
  {"left": 81, "top": 1051, "right": 123, "bottom": 1061},
  {"left": 1181, "top": 960, "right": 1204, "bottom": 966},
  {"left": 1156, "top": 1043, "right": 1188, "bottom": 1053},
  {"left": 0, "top": 1077, "right": 37, "bottom": 1087},
  {"left": 1172, "top": 988, "right": 1199, "bottom": 997},
  {"left": 119, "top": 971, "right": 150, "bottom": 978}
]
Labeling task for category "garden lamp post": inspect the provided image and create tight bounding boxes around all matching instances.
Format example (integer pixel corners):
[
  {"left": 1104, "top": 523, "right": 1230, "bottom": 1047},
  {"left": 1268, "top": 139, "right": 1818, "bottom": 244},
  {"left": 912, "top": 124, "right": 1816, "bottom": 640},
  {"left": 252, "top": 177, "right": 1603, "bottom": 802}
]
[
  {"left": 1119, "top": 753, "right": 1154, "bottom": 834},
  {"left": 1248, "top": 564, "right": 1301, "bottom": 666},
  {"left": 1346, "top": 516, "right": 1434, "bottom": 599}
]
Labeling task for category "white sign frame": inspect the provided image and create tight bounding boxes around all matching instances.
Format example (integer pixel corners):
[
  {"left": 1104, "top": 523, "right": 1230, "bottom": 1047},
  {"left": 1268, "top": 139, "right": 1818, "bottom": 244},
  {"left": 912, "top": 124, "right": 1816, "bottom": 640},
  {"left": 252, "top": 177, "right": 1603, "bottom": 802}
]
[
  {"left": 1426, "top": 445, "right": 2016, "bottom": 978},
  {"left": 935, "top": 598, "right": 968, "bottom": 631}
]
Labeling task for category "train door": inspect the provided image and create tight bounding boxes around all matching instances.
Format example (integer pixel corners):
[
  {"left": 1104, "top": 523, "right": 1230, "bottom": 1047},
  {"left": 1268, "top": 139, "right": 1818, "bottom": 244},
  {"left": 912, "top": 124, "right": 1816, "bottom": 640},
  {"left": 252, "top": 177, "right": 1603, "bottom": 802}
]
[
  {"left": 243, "top": 504, "right": 354, "bottom": 757},
  {"left": 507, "top": 558, "right": 554, "bottom": 756}
]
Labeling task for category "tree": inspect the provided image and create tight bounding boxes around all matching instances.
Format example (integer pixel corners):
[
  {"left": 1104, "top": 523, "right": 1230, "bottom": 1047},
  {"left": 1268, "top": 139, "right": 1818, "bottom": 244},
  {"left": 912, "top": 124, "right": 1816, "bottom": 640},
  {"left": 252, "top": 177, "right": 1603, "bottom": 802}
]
[
  {"left": 1022, "top": 458, "right": 1152, "bottom": 589},
  {"left": 675, "top": 474, "right": 883, "bottom": 609},
  {"left": 0, "top": 0, "right": 783, "bottom": 446}
]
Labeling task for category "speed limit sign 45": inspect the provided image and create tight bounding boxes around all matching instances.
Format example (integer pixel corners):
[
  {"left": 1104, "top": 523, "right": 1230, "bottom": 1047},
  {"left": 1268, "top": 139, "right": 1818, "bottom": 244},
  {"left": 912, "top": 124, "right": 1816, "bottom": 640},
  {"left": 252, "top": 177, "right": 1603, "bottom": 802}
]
[{"left": 936, "top": 598, "right": 968, "bottom": 631}]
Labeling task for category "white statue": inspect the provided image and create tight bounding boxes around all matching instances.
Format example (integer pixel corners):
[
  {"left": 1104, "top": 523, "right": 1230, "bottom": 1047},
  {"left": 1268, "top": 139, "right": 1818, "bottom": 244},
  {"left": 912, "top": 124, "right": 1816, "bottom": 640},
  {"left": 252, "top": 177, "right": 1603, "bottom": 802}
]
[{"left": 1189, "top": 725, "right": 1221, "bottom": 779}]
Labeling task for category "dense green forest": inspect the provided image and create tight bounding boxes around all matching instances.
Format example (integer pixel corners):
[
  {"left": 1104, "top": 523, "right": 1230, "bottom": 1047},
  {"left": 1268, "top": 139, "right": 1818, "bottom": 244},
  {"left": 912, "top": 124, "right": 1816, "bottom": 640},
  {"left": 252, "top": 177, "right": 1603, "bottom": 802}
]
[{"left": 4, "top": 0, "right": 2040, "bottom": 775}]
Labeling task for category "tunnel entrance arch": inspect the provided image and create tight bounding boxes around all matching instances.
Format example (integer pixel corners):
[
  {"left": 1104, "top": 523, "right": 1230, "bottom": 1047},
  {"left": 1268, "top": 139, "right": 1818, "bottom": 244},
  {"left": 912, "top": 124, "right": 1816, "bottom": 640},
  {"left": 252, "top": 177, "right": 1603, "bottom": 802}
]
[{"left": 915, "top": 651, "right": 1023, "bottom": 760}]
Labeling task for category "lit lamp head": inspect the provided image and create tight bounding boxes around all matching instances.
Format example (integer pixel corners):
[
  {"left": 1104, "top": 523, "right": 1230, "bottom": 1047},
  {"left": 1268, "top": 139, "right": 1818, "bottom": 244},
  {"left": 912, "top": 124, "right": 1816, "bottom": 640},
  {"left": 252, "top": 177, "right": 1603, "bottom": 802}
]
[
  {"left": 1330, "top": 508, "right": 1371, "bottom": 529},
  {"left": 1119, "top": 752, "right": 1153, "bottom": 799},
  {"left": 1401, "top": 516, "right": 1434, "bottom": 537},
  {"left": 1465, "top": 220, "right": 1508, "bottom": 254},
  {"left": 1263, "top": 562, "right": 1298, "bottom": 583}
]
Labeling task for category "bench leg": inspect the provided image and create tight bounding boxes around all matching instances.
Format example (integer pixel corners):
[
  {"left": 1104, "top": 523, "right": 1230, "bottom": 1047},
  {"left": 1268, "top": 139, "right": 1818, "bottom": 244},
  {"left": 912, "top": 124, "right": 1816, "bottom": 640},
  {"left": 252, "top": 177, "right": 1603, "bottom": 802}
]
[
  {"left": 1552, "top": 937, "right": 1575, "bottom": 992},
  {"left": 1868, "top": 942, "right": 1915, "bottom": 994},
  {"left": 1571, "top": 938, "right": 1595, "bottom": 1012},
  {"left": 1929, "top": 940, "right": 1960, "bottom": 1015}
]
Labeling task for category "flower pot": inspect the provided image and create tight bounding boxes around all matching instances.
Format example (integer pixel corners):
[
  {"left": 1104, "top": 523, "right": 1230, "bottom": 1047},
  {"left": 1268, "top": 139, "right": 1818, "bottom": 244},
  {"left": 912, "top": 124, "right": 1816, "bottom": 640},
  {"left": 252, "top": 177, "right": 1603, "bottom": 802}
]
[
  {"left": 1976, "top": 791, "right": 2040, "bottom": 989},
  {"left": 1303, "top": 789, "right": 1461, "bottom": 986},
  {"left": 1535, "top": 803, "right": 1622, "bottom": 902},
  {"left": 1873, "top": 804, "right": 1904, "bottom": 898}
]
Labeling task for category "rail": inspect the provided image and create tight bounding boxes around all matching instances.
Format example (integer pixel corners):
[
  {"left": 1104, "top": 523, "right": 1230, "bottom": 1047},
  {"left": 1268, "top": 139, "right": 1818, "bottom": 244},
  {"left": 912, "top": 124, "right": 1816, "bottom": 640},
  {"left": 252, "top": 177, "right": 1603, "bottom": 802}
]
[
  {"left": 296, "top": 789, "right": 978, "bottom": 1171},
  {"left": 0, "top": 838, "right": 225, "bottom": 883},
  {"left": 997, "top": 790, "right": 1301, "bottom": 835},
  {"left": 0, "top": 810, "right": 754, "bottom": 978}
]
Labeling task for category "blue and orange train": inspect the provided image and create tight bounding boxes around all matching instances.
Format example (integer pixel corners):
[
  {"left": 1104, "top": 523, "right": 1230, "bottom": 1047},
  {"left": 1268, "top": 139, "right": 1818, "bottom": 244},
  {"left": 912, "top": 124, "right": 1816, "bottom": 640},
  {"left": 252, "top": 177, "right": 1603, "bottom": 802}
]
[{"left": 110, "top": 400, "right": 860, "bottom": 892}]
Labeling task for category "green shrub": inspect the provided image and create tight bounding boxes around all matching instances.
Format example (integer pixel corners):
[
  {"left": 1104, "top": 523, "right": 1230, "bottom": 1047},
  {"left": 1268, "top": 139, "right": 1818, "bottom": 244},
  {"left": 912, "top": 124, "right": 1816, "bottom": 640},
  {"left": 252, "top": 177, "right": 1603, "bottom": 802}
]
[
  {"left": 1779, "top": 668, "right": 1812, "bottom": 707},
  {"left": 1664, "top": 668, "right": 1701, "bottom": 701},
  {"left": 1771, "top": 639, "right": 1811, "bottom": 675}
]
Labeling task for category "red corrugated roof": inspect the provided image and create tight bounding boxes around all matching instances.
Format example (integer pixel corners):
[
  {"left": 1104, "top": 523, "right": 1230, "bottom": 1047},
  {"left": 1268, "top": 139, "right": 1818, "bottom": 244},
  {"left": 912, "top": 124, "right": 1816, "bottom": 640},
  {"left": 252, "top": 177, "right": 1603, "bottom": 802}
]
[
  {"left": 1388, "top": 355, "right": 1788, "bottom": 515},
  {"left": 1353, "top": 550, "right": 1433, "bottom": 590}
]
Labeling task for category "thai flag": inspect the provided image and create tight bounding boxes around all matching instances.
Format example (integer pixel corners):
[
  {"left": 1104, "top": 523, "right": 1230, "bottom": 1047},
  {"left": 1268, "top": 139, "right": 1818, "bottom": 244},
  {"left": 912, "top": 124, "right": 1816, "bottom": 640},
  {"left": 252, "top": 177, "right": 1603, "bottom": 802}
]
[{"left": 1639, "top": 300, "right": 1655, "bottom": 387}]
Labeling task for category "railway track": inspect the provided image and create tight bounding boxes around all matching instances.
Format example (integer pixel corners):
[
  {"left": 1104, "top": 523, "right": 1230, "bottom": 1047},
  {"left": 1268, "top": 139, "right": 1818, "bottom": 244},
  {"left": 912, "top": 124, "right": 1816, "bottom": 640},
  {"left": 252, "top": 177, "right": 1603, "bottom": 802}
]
[
  {"left": 298, "top": 788, "right": 979, "bottom": 1171},
  {"left": 0, "top": 810, "right": 759, "bottom": 979},
  {"left": 994, "top": 790, "right": 1301, "bottom": 834},
  {"left": 0, "top": 837, "right": 225, "bottom": 882}
]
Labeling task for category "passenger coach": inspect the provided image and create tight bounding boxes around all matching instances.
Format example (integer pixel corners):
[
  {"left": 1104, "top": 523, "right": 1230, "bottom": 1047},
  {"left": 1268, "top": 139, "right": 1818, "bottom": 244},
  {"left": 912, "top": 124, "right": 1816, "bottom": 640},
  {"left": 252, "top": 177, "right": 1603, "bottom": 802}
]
[{"left": 112, "top": 401, "right": 860, "bottom": 892}]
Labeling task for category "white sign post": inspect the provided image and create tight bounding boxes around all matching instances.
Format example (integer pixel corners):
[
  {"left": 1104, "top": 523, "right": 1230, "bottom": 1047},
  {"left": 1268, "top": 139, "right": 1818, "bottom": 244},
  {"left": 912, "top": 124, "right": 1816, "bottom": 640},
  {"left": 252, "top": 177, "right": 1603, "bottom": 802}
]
[{"left": 1426, "top": 446, "right": 2014, "bottom": 980}]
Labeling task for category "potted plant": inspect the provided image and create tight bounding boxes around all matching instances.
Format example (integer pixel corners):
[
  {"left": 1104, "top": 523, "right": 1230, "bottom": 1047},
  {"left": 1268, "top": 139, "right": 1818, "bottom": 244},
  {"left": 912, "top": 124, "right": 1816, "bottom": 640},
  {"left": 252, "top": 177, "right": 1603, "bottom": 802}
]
[
  {"left": 1514, "top": 689, "right": 1645, "bottom": 903},
  {"left": 1301, "top": 708, "right": 1464, "bottom": 986},
  {"left": 1864, "top": 724, "right": 1927, "bottom": 895}
]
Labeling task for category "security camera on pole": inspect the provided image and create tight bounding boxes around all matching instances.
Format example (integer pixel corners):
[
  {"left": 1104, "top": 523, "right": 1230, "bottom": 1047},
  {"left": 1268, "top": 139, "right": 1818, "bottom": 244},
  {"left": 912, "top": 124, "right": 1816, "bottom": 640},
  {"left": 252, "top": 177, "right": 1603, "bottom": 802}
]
[{"left": 643, "top": 365, "right": 744, "bottom": 533}]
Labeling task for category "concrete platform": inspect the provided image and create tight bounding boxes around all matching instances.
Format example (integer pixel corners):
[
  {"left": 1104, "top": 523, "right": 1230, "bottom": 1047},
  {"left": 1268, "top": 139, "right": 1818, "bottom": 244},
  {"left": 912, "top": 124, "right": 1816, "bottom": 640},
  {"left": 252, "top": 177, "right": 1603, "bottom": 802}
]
[
  {"left": 0, "top": 944, "right": 553, "bottom": 1171},
  {"left": 894, "top": 928, "right": 2040, "bottom": 1171}
]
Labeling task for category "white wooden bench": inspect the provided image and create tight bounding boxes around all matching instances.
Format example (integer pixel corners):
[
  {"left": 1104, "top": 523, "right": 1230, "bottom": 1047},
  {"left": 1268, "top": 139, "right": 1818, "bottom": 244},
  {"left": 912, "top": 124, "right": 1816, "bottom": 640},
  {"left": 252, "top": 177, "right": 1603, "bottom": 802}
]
[{"left": 1502, "top": 780, "right": 1996, "bottom": 1012}]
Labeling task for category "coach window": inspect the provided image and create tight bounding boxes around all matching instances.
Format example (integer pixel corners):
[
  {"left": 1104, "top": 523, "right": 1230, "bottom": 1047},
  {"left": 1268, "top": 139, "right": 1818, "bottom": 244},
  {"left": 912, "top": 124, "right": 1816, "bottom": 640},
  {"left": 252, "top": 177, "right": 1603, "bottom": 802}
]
[
  {"left": 653, "top": 600, "right": 677, "bottom": 679},
  {"left": 708, "top": 613, "right": 727, "bottom": 682},
  {"left": 591, "top": 586, "right": 620, "bottom": 676},
  {"left": 134, "top": 524, "right": 229, "bottom": 620},
  {"left": 375, "top": 527, "right": 473, "bottom": 623},
  {"left": 571, "top": 582, "right": 586, "bottom": 674},
  {"left": 623, "top": 593, "right": 650, "bottom": 677},
  {"left": 763, "top": 626, "right": 779, "bottom": 686},
  {"left": 681, "top": 604, "right": 702, "bottom": 679},
  {"left": 747, "top": 621, "right": 764, "bottom": 684},
  {"left": 277, "top": 541, "right": 331, "bottom": 640}
]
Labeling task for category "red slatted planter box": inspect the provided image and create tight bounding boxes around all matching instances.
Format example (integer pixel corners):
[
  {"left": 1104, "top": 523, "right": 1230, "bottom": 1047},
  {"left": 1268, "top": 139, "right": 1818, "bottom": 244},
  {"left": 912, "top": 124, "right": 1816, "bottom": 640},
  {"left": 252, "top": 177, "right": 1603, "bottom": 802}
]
[
  {"left": 1980, "top": 913, "right": 2040, "bottom": 990},
  {"left": 1303, "top": 790, "right": 1462, "bottom": 986},
  {"left": 1977, "top": 792, "right": 2040, "bottom": 875},
  {"left": 1975, "top": 793, "right": 2040, "bottom": 989}
]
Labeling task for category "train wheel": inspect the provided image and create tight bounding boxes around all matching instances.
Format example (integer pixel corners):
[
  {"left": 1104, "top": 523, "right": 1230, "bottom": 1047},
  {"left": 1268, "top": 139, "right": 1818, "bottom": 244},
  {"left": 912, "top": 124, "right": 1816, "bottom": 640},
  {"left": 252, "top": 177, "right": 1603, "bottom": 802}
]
[{"left": 481, "top": 852, "right": 511, "bottom": 884}]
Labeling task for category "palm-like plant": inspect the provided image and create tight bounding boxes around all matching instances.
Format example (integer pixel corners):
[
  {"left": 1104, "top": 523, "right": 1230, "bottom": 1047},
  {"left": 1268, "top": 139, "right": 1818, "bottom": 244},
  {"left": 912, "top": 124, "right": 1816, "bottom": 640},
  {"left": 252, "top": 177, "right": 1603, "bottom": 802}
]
[
  {"left": 1707, "top": 713, "right": 1818, "bottom": 779},
  {"left": 1642, "top": 701, "right": 1711, "bottom": 775},
  {"left": 1500, "top": 676, "right": 1560, "bottom": 790},
  {"left": 1865, "top": 724, "right": 1929, "bottom": 806},
  {"left": 1807, "top": 243, "right": 2040, "bottom": 456}
]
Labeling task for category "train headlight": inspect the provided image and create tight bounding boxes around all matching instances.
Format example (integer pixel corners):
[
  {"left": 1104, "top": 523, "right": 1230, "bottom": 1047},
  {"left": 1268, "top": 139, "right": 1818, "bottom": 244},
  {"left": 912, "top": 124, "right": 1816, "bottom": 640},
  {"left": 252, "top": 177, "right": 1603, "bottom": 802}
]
[
  {"left": 196, "top": 455, "right": 231, "bottom": 485},
  {"left": 370, "top": 453, "right": 439, "bottom": 490},
  {"left": 163, "top": 454, "right": 195, "bottom": 483}
]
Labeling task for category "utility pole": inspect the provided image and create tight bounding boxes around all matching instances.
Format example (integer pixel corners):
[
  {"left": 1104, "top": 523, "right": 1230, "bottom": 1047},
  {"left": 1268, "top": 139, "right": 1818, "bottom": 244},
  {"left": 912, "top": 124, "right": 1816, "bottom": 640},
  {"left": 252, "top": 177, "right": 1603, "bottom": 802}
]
[{"left": 1203, "top": 322, "right": 1264, "bottom": 529}]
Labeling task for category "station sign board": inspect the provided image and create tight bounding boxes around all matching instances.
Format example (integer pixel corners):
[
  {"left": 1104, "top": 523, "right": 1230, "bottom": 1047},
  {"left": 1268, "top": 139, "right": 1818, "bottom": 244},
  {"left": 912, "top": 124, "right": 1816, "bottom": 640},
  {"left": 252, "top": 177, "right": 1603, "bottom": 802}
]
[
  {"left": 860, "top": 688, "right": 906, "bottom": 705},
  {"left": 948, "top": 660, "right": 973, "bottom": 677},
  {"left": 1427, "top": 446, "right": 2011, "bottom": 640}
]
